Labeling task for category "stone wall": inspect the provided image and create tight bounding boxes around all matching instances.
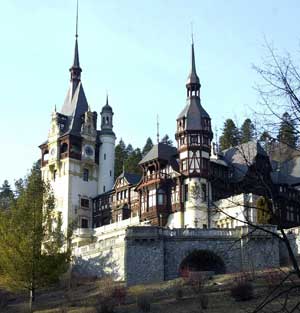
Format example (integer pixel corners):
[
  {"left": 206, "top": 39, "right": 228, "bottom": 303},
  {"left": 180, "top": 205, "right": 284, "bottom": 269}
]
[
  {"left": 73, "top": 224, "right": 280, "bottom": 286},
  {"left": 125, "top": 225, "right": 280, "bottom": 286}
]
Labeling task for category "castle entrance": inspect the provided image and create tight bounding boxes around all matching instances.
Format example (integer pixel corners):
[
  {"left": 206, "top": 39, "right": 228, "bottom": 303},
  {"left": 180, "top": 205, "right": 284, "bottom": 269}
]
[{"left": 179, "top": 249, "right": 226, "bottom": 276}]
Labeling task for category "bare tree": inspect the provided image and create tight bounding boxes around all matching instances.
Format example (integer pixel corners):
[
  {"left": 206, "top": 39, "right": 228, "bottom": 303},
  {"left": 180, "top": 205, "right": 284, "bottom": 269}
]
[{"left": 210, "top": 140, "right": 300, "bottom": 312}]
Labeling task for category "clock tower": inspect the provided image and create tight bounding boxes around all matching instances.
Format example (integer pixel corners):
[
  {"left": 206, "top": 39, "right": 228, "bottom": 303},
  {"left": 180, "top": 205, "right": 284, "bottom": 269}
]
[{"left": 39, "top": 20, "right": 99, "bottom": 235}]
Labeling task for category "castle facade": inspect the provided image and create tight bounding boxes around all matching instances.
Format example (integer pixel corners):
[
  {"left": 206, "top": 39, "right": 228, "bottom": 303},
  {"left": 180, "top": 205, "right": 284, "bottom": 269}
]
[{"left": 40, "top": 23, "right": 300, "bottom": 246}]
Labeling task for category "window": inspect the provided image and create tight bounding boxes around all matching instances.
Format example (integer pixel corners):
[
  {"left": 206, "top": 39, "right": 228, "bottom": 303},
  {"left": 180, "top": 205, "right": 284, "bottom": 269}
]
[
  {"left": 81, "top": 198, "right": 89, "bottom": 208},
  {"left": 190, "top": 135, "right": 198, "bottom": 144},
  {"left": 103, "top": 186, "right": 106, "bottom": 193},
  {"left": 203, "top": 136, "right": 209, "bottom": 145},
  {"left": 117, "top": 213, "right": 122, "bottom": 222},
  {"left": 83, "top": 168, "right": 89, "bottom": 181},
  {"left": 202, "top": 158, "right": 209, "bottom": 170},
  {"left": 148, "top": 189, "right": 156, "bottom": 208},
  {"left": 104, "top": 153, "right": 106, "bottom": 160},
  {"left": 184, "top": 184, "right": 189, "bottom": 202},
  {"left": 81, "top": 218, "right": 88, "bottom": 228},
  {"left": 201, "top": 184, "right": 207, "bottom": 201},
  {"left": 158, "top": 189, "right": 165, "bottom": 205},
  {"left": 53, "top": 170, "right": 57, "bottom": 181},
  {"left": 182, "top": 159, "right": 187, "bottom": 171},
  {"left": 110, "top": 170, "right": 112, "bottom": 177}
]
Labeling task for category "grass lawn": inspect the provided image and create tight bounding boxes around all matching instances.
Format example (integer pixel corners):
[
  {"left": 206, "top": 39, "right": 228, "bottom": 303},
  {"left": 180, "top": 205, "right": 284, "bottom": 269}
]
[{"left": 1, "top": 268, "right": 299, "bottom": 313}]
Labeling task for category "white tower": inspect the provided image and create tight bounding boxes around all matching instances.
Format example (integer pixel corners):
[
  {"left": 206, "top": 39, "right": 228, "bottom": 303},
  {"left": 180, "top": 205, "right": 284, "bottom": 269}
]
[
  {"left": 98, "top": 95, "right": 116, "bottom": 194},
  {"left": 175, "top": 40, "right": 213, "bottom": 228}
]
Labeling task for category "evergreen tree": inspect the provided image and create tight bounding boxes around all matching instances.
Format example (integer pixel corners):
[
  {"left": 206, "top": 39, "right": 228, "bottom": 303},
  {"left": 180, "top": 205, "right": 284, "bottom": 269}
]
[
  {"left": 0, "top": 164, "right": 70, "bottom": 312},
  {"left": 125, "top": 144, "right": 134, "bottom": 156},
  {"left": 277, "top": 112, "right": 298, "bottom": 148},
  {"left": 0, "top": 180, "right": 14, "bottom": 210},
  {"left": 142, "top": 137, "right": 153, "bottom": 156},
  {"left": 124, "top": 148, "right": 143, "bottom": 175},
  {"left": 14, "top": 178, "right": 24, "bottom": 198},
  {"left": 259, "top": 131, "right": 272, "bottom": 149},
  {"left": 114, "top": 139, "right": 128, "bottom": 178},
  {"left": 161, "top": 134, "right": 173, "bottom": 146},
  {"left": 219, "top": 119, "right": 240, "bottom": 150},
  {"left": 240, "top": 118, "right": 255, "bottom": 143}
]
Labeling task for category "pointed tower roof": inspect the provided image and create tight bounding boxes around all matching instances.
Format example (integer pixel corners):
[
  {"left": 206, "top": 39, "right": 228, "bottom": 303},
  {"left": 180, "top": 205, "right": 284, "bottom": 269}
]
[
  {"left": 186, "top": 39, "right": 200, "bottom": 87},
  {"left": 101, "top": 93, "right": 113, "bottom": 113},
  {"left": 177, "top": 39, "right": 210, "bottom": 130},
  {"left": 60, "top": 0, "right": 88, "bottom": 136}
]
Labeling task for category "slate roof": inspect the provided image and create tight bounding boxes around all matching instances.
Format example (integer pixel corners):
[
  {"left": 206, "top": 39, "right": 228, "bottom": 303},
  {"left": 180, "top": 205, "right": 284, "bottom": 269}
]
[
  {"left": 117, "top": 172, "right": 141, "bottom": 185},
  {"left": 60, "top": 81, "right": 89, "bottom": 136},
  {"left": 261, "top": 142, "right": 300, "bottom": 186},
  {"left": 139, "top": 143, "right": 178, "bottom": 165},
  {"left": 221, "top": 140, "right": 268, "bottom": 182},
  {"left": 186, "top": 42, "right": 200, "bottom": 86},
  {"left": 177, "top": 97, "right": 210, "bottom": 130}
]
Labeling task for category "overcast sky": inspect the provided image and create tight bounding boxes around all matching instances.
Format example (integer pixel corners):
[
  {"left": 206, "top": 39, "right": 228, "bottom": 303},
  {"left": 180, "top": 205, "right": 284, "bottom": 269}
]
[{"left": 1, "top": 0, "right": 300, "bottom": 185}]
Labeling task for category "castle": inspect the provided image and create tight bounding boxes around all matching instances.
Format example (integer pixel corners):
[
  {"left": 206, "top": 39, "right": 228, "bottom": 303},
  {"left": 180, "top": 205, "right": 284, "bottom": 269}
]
[{"left": 39, "top": 13, "right": 300, "bottom": 284}]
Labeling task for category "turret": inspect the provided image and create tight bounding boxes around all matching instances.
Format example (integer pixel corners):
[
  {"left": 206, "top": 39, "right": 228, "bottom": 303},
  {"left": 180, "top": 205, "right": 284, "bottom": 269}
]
[
  {"left": 98, "top": 95, "right": 116, "bottom": 194},
  {"left": 175, "top": 39, "right": 213, "bottom": 228}
]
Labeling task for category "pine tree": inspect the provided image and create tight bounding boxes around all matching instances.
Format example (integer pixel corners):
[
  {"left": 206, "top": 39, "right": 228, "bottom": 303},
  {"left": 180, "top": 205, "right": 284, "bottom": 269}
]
[
  {"left": 259, "top": 131, "right": 271, "bottom": 150},
  {"left": 114, "top": 139, "right": 128, "bottom": 178},
  {"left": 277, "top": 112, "right": 298, "bottom": 148},
  {"left": 142, "top": 137, "right": 154, "bottom": 156},
  {"left": 0, "top": 164, "right": 70, "bottom": 312},
  {"left": 124, "top": 148, "right": 143, "bottom": 175},
  {"left": 240, "top": 118, "right": 255, "bottom": 143},
  {"left": 125, "top": 144, "right": 134, "bottom": 156},
  {"left": 0, "top": 180, "right": 14, "bottom": 210},
  {"left": 219, "top": 119, "right": 240, "bottom": 150},
  {"left": 161, "top": 134, "right": 173, "bottom": 146}
]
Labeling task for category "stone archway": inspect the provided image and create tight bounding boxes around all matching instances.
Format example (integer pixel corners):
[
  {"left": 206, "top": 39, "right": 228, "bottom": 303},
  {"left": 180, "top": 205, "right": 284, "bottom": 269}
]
[{"left": 179, "top": 249, "right": 226, "bottom": 275}]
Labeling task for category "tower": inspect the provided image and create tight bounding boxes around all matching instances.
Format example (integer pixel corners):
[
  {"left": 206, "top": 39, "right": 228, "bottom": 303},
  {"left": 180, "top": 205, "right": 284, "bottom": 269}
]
[
  {"left": 175, "top": 39, "right": 213, "bottom": 228},
  {"left": 39, "top": 7, "right": 98, "bottom": 234},
  {"left": 98, "top": 94, "right": 116, "bottom": 194}
]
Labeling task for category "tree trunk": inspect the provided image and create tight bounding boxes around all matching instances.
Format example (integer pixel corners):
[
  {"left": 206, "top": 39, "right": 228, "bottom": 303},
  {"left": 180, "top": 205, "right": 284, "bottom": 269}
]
[{"left": 29, "top": 286, "right": 35, "bottom": 313}]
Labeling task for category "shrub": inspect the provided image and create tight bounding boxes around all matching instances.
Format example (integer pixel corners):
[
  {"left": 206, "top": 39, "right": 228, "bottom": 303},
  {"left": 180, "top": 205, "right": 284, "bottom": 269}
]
[
  {"left": 95, "top": 299, "right": 115, "bottom": 313},
  {"left": 265, "top": 270, "right": 285, "bottom": 290},
  {"left": 0, "top": 291, "right": 9, "bottom": 310},
  {"left": 230, "top": 281, "right": 254, "bottom": 301},
  {"left": 112, "top": 285, "right": 127, "bottom": 305},
  {"left": 199, "top": 294, "right": 209, "bottom": 310},
  {"left": 136, "top": 294, "right": 151, "bottom": 312},
  {"left": 175, "top": 287, "right": 183, "bottom": 301}
]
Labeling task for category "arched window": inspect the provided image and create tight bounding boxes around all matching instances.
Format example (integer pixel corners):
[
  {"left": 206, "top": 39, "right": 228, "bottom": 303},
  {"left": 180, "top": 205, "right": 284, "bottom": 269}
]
[{"left": 43, "top": 150, "right": 49, "bottom": 161}]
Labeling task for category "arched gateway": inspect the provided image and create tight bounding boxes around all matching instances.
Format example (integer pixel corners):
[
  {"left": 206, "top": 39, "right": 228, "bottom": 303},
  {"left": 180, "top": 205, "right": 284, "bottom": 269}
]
[{"left": 179, "top": 249, "right": 226, "bottom": 275}]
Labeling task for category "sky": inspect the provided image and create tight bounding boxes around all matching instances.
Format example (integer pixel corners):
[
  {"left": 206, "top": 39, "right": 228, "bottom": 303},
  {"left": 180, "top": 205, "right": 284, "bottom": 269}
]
[{"left": 1, "top": 0, "right": 300, "bottom": 186}]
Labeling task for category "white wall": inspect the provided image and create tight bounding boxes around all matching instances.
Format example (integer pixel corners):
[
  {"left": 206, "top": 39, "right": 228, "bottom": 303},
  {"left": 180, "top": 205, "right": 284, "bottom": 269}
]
[
  {"left": 212, "top": 193, "right": 259, "bottom": 228},
  {"left": 98, "top": 135, "right": 115, "bottom": 194}
]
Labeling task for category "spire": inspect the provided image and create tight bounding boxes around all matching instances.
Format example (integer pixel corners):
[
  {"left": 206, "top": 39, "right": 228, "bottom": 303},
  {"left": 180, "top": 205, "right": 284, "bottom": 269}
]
[
  {"left": 156, "top": 114, "right": 160, "bottom": 144},
  {"left": 106, "top": 92, "right": 109, "bottom": 106},
  {"left": 186, "top": 34, "right": 201, "bottom": 97},
  {"left": 70, "top": 0, "right": 82, "bottom": 85}
]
